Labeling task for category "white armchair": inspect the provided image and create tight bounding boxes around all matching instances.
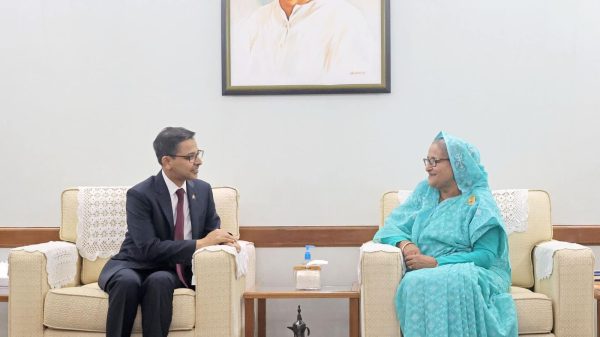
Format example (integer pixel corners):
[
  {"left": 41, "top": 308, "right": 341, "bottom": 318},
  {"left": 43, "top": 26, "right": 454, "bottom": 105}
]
[
  {"left": 359, "top": 189, "right": 594, "bottom": 337},
  {"left": 9, "top": 186, "right": 255, "bottom": 337}
]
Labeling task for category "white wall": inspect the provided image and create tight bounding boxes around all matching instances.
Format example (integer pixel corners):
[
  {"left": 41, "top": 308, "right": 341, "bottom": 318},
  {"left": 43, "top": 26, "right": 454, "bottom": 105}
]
[{"left": 1, "top": 1, "right": 599, "bottom": 336}]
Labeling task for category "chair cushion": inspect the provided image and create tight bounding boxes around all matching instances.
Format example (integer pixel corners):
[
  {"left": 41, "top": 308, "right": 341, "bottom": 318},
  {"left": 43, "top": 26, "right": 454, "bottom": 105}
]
[
  {"left": 43, "top": 283, "right": 195, "bottom": 332},
  {"left": 511, "top": 286, "right": 553, "bottom": 334},
  {"left": 60, "top": 186, "right": 240, "bottom": 284}
]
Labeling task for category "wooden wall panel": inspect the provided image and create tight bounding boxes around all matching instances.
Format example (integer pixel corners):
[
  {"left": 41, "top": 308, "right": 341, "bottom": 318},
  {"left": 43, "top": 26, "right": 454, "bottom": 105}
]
[
  {"left": 552, "top": 226, "right": 600, "bottom": 245},
  {"left": 0, "top": 227, "right": 60, "bottom": 248},
  {"left": 239, "top": 226, "right": 378, "bottom": 247},
  {"left": 1, "top": 225, "right": 600, "bottom": 248}
]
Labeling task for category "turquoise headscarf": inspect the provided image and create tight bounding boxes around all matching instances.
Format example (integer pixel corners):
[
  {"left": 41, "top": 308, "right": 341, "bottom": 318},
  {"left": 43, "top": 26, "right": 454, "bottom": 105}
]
[
  {"left": 435, "top": 131, "right": 488, "bottom": 193},
  {"left": 374, "top": 131, "right": 512, "bottom": 286}
]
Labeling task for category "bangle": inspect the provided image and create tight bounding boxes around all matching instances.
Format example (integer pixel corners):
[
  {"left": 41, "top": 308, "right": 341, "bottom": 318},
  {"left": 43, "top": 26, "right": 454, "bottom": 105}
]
[{"left": 399, "top": 241, "right": 414, "bottom": 252}]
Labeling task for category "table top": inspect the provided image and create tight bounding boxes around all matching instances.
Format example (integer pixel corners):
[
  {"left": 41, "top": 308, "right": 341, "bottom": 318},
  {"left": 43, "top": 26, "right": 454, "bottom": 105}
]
[{"left": 244, "top": 284, "right": 359, "bottom": 299}]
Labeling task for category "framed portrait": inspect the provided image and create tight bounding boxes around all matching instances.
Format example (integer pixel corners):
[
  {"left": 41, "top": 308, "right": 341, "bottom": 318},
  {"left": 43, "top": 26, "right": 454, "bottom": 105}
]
[{"left": 221, "top": 0, "right": 391, "bottom": 95}]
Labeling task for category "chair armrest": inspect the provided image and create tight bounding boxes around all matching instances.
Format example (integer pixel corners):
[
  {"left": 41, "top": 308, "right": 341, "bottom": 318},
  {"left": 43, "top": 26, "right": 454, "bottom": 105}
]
[
  {"left": 533, "top": 241, "right": 595, "bottom": 337},
  {"left": 8, "top": 244, "right": 81, "bottom": 337},
  {"left": 193, "top": 249, "right": 246, "bottom": 337},
  {"left": 359, "top": 242, "right": 404, "bottom": 337}
]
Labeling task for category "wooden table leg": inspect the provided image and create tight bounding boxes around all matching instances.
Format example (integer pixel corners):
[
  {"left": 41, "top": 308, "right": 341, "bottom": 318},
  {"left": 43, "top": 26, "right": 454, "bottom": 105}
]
[
  {"left": 349, "top": 298, "right": 359, "bottom": 337},
  {"left": 258, "top": 298, "right": 266, "bottom": 337},
  {"left": 245, "top": 298, "right": 254, "bottom": 337},
  {"left": 596, "top": 299, "right": 599, "bottom": 337}
]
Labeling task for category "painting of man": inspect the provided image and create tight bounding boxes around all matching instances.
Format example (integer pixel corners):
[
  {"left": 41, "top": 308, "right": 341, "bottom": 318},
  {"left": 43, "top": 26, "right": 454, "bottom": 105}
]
[{"left": 227, "top": 0, "right": 385, "bottom": 89}]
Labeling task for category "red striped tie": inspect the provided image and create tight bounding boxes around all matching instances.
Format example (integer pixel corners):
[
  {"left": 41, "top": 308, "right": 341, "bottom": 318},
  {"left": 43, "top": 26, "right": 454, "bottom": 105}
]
[{"left": 175, "top": 188, "right": 189, "bottom": 288}]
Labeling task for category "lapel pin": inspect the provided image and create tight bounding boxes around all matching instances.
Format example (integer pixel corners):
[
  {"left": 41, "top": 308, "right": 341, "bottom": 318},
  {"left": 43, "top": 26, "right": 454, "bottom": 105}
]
[{"left": 192, "top": 194, "right": 196, "bottom": 200}]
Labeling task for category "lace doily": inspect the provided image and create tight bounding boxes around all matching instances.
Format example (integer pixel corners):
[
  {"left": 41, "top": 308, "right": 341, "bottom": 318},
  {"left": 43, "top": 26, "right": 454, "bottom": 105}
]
[
  {"left": 191, "top": 240, "right": 253, "bottom": 285},
  {"left": 77, "top": 186, "right": 129, "bottom": 261},
  {"left": 534, "top": 240, "right": 588, "bottom": 280},
  {"left": 492, "top": 189, "right": 528, "bottom": 235},
  {"left": 11, "top": 241, "right": 78, "bottom": 289}
]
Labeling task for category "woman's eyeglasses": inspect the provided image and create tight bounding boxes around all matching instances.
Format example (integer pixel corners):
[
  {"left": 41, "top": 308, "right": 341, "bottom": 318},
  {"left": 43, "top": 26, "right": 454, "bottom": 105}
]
[{"left": 423, "top": 157, "right": 449, "bottom": 167}]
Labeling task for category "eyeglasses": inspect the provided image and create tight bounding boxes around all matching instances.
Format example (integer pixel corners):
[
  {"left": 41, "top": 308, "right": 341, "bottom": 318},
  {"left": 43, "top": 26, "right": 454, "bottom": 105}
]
[
  {"left": 170, "top": 150, "right": 204, "bottom": 163},
  {"left": 423, "top": 157, "right": 449, "bottom": 167}
]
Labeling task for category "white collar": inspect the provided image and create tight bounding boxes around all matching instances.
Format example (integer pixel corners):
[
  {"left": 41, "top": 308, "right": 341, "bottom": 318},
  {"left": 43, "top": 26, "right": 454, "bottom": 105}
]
[
  {"left": 161, "top": 170, "right": 187, "bottom": 196},
  {"left": 273, "top": 0, "right": 318, "bottom": 23}
]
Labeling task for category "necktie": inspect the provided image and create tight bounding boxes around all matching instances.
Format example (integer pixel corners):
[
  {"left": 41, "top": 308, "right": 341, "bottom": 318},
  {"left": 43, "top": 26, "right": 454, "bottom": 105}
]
[{"left": 175, "top": 188, "right": 189, "bottom": 288}]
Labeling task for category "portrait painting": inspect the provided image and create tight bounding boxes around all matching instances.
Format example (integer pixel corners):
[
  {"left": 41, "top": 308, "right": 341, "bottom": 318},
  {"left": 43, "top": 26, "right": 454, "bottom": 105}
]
[{"left": 221, "top": 0, "right": 391, "bottom": 95}]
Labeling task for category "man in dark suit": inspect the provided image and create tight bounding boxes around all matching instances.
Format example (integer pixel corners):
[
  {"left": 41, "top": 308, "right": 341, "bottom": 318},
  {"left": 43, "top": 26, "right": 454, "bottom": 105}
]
[{"left": 98, "top": 127, "right": 238, "bottom": 337}]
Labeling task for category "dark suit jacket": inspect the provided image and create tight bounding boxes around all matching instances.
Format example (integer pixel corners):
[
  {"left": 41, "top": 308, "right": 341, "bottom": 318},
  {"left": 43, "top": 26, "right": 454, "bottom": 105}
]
[{"left": 98, "top": 171, "right": 220, "bottom": 289}]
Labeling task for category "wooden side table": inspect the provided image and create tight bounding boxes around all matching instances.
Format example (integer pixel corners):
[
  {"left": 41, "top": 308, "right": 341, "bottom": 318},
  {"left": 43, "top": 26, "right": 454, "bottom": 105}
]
[{"left": 243, "top": 284, "right": 360, "bottom": 337}]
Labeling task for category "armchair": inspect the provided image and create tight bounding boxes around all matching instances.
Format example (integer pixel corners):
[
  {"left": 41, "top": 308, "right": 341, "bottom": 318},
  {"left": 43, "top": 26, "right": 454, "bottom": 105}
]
[
  {"left": 359, "top": 190, "right": 594, "bottom": 337},
  {"left": 8, "top": 186, "right": 255, "bottom": 337}
]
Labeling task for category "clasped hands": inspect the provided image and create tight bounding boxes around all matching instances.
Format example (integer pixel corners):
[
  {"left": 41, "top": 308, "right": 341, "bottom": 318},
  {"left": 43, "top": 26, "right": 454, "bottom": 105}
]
[
  {"left": 196, "top": 228, "right": 241, "bottom": 252},
  {"left": 398, "top": 240, "right": 438, "bottom": 270}
]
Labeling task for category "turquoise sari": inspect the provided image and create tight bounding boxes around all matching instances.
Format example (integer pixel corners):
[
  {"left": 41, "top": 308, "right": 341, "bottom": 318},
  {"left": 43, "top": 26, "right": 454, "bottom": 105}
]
[{"left": 374, "top": 132, "right": 517, "bottom": 337}]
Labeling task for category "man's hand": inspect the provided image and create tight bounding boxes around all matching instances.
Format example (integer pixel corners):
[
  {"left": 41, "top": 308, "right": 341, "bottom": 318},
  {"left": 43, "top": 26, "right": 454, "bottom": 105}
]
[
  {"left": 225, "top": 241, "right": 241, "bottom": 253},
  {"left": 196, "top": 229, "right": 236, "bottom": 249},
  {"left": 404, "top": 254, "right": 438, "bottom": 270}
]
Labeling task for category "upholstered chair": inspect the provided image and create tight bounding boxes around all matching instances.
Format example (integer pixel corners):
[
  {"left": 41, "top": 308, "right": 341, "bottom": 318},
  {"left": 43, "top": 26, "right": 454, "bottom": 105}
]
[
  {"left": 9, "top": 186, "right": 255, "bottom": 337},
  {"left": 359, "top": 190, "right": 594, "bottom": 337}
]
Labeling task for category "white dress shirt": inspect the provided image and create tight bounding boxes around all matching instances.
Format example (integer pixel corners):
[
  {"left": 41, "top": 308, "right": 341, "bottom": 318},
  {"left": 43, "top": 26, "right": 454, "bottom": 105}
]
[{"left": 162, "top": 171, "right": 192, "bottom": 240}]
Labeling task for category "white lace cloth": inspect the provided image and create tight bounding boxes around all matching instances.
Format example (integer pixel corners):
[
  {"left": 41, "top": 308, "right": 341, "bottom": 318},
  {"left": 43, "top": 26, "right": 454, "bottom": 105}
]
[
  {"left": 357, "top": 241, "right": 404, "bottom": 283},
  {"left": 11, "top": 241, "right": 78, "bottom": 289},
  {"left": 191, "top": 240, "right": 253, "bottom": 285},
  {"left": 77, "top": 186, "right": 129, "bottom": 260},
  {"left": 492, "top": 189, "right": 528, "bottom": 235},
  {"left": 534, "top": 240, "right": 589, "bottom": 280}
]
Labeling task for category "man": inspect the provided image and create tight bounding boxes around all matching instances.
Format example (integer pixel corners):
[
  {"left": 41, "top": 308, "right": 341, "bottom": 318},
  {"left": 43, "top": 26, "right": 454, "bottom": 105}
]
[
  {"left": 98, "top": 127, "right": 238, "bottom": 337},
  {"left": 231, "top": 0, "right": 379, "bottom": 86}
]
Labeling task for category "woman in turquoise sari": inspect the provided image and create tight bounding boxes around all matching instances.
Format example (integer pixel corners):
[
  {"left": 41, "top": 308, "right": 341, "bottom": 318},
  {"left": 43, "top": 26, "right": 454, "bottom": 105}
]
[{"left": 374, "top": 131, "right": 517, "bottom": 337}]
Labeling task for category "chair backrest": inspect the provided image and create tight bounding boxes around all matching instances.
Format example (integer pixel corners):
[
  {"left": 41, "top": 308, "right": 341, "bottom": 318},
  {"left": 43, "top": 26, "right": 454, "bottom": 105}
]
[
  {"left": 60, "top": 186, "right": 240, "bottom": 285},
  {"left": 380, "top": 190, "right": 552, "bottom": 288}
]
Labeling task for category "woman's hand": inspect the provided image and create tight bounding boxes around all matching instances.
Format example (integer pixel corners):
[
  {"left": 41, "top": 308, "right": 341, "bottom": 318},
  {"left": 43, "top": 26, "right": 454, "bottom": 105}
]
[
  {"left": 398, "top": 240, "right": 421, "bottom": 256},
  {"left": 402, "top": 243, "right": 421, "bottom": 257},
  {"left": 404, "top": 254, "right": 438, "bottom": 270}
]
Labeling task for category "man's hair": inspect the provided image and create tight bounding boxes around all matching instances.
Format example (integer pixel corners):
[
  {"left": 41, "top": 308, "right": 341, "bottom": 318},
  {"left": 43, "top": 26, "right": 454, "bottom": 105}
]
[{"left": 153, "top": 127, "right": 195, "bottom": 165}]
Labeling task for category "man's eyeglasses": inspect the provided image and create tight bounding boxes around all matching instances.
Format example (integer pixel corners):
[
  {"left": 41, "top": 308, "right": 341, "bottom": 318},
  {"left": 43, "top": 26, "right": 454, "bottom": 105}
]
[
  {"left": 423, "top": 157, "right": 449, "bottom": 167},
  {"left": 170, "top": 150, "right": 204, "bottom": 163}
]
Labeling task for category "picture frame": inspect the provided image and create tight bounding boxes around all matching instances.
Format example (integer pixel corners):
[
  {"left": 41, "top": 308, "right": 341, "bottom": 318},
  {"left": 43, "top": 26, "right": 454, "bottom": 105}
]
[{"left": 221, "top": 0, "right": 391, "bottom": 95}]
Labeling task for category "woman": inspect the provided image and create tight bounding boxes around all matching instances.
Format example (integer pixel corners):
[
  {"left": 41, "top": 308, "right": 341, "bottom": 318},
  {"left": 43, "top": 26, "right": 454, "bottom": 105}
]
[{"left": 374, "top": 131, "right": 517, "bottom": 337}]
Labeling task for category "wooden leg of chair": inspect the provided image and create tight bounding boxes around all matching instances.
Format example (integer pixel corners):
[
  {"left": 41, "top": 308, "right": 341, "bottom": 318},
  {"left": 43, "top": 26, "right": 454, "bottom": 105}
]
[
  {"left": 350, "top": 298, "right": 359, "bottom": 337},
  {"left": 258, "top": 299, "right": 266, "bottom": 337},
  {"left": 245, "top": 298, "right": 254, "bottom": 337}
]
